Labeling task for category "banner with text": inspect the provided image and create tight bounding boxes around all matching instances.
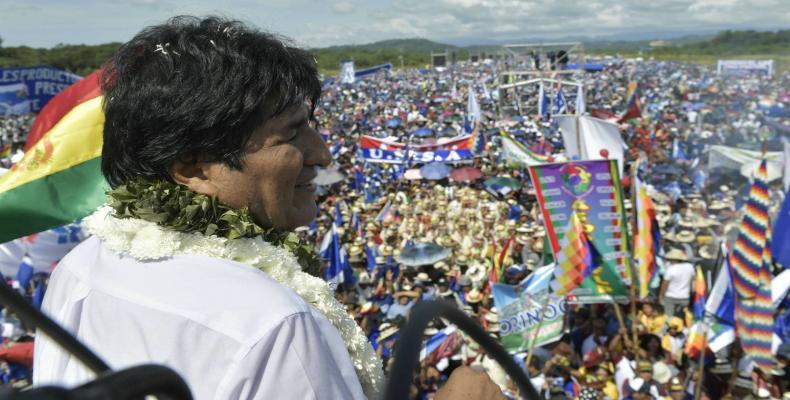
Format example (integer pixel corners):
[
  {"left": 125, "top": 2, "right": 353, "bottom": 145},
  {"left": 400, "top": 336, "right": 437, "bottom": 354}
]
[
  {"left": 717, "top": 60, "right": 773, "bottom": 77},
  {"left": 528, "top": 159, "right": 631, "bottom": 303},
  {"left": 359, "top": 135, "right": 475, "bottom": 164},
  {"left": 0, "top": 66, "right": 82, "bottom": 115},
  {"left": 492, "top": 265, "right": 566, "bottom": 353}
]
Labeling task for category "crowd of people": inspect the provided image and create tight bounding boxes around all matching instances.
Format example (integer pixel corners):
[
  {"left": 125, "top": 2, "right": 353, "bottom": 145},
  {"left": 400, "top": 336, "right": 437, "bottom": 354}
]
[
  {"left": 0, "top": 113, "right": 33, "bottom": 169},
  {"left": 1, "top": 55, "right": 789, "bottom": 398}
]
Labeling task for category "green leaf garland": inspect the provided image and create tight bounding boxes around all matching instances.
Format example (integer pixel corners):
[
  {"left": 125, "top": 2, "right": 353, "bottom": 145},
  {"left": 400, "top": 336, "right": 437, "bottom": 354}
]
[{"left": 107, "top": 178, "right": 322, "bottom": 276}]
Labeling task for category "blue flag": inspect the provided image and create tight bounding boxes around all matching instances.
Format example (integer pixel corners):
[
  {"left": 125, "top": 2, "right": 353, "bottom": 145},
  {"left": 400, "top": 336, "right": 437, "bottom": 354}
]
[
  {"left": 553, "top": 89, "right": 567, "bottom": 114},
  {"left": 365, "top": 245, "right": 377, "bottom": 272},
  {"left": 32, "top": 278, "right": 44, "bottom": 310},
  {"left": 16, "top": 262, "right": 33, "bottom": 292},
  {"left": 772, "top": 190, "right": 790, "bottom": 267}
]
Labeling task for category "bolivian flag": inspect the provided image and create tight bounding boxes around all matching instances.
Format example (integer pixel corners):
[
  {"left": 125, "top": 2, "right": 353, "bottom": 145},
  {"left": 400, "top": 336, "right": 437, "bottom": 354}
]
[{"left": 0, "top": 69, "right": 108, "bottom": 243}]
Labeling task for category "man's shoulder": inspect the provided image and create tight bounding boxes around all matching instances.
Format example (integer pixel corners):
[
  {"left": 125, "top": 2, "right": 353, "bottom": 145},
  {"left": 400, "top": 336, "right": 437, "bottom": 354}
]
[{"left": 56, "top": 236, "right": 312, "bottom": 341}]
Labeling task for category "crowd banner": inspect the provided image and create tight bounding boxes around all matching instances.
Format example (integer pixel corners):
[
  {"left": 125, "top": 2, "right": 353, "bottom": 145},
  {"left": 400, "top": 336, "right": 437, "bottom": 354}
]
[
  {"left": 491, "top": 265, "right": 566, "bottom": 353},
  {"left": 707, "top": 145, "right": 783, "bottom": 182},
  {"left": 555, "top": 115, "right": 627, "bottom": 176},
  {"left": 717, "top": 60, "right": 773, "bottom": 77},
  {"left": 500, "top": 132, "right": 551, "bottom": 166},
  {"left": 528, "top": 159, "right": 630, "bottom": 303},
  {"left": 359, "top": 135, "right": 475, "bottom": 164},
  {"left": 354, "top": 63, "right": 392, "bottom": 79},
  {"left": 0, "top": 66, "right": 82, "bottom": 116}
]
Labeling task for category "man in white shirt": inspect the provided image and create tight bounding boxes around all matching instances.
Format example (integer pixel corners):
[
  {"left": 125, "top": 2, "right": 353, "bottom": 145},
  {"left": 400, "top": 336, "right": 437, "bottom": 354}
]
[
  {"left": 659, "top": 248, "right": 696, "bottom": 319},
  {"left": 34, "top": 15, "right": 504, "bottom": 400}
]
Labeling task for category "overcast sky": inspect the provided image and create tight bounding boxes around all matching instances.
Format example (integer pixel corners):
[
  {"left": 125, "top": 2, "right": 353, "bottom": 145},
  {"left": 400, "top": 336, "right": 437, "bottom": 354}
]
[{"left": 1, "top": 0, "right": 788, "bottom": 48}]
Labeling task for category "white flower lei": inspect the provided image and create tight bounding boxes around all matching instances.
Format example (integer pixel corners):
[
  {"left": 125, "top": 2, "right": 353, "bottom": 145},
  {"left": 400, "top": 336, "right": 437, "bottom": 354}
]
[{"left": 85, "top": 206, "right": 383, "bottom": 399}]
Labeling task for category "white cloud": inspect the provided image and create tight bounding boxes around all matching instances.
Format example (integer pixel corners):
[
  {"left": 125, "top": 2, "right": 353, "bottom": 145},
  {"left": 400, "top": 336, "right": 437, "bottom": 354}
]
[
  {"left": 0, "top": 0, "right": 788, "bottom": 48},
  {"left": 332, "top": 1, "right": 355, "bottom": 13}
]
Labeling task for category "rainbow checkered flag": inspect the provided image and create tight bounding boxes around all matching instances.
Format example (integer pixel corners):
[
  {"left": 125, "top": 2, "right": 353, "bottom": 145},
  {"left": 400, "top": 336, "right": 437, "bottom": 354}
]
[
  {"left": 551, "top": 212, "right": 594, "bottom": 296},
  {"left": 730, "top": 159, "right": 775, "bottom": 372},
  {"left": 686, "top": 266, "right": 708, "bottom": 359},
  {"left": 633, "top": 157, "right": 662, "bottom": 298}
]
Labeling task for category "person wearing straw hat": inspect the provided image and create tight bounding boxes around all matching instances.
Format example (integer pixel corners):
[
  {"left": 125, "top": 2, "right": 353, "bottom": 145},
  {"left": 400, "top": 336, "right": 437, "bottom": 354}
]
[{"left": 659, "top": 248, "right": 695, "bottom": 319}]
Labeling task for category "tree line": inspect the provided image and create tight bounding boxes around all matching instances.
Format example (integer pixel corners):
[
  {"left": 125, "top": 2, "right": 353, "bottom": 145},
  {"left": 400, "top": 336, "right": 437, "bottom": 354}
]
[{"left": 0, "top": 30, "right": 787, "bottom": 77}]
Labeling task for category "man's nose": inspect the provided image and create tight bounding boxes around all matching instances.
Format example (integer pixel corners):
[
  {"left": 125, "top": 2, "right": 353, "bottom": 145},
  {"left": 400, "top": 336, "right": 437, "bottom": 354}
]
[{"left": 304, "top": 128, "right": 332, "bottom": 167}]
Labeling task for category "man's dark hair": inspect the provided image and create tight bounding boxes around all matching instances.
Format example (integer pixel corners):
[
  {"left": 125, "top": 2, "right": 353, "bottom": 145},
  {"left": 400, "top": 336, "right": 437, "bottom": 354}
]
[{"left": 100, "top": 16, "right": 321, "bottom": 187}]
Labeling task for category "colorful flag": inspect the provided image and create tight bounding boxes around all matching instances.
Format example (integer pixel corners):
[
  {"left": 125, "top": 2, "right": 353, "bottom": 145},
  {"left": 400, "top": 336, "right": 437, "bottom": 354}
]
[
  {"left": 0, "top": 69, "right": 107, "bottom": 243},
  {"left": 686, "top": 266, "right": 708, "bottom": 359},
  {"left": 730, "top": 159, "right": 775, "bottom": 372},
  {"left": 693, "top": 266, "right": 707, "bottom": 319},
  {"left": 375, "top": 201, "right": 393, "bottom": 222},
  {"left": 0, "top": 144, "right": 11, "bottom": 159},
  {"left": 500, "top": 131, "right": 550, "bottom": 166},
  {"left": 491, "top": 265, "right": 566, "bottom": 353},
  {"left": 617, "top": 82, "right": 642, "bottom": 123},
  {"left": 420, "top": 326, "right": 460, "bottom": 363},
  {"left": 496, "top": 235, "right": 514, "bottom": 283},
  {"left": 632, "top": 158, "right": 662, "bottom": 298},
  {"left": 550, "top": 212, "right": 594, "bottom": 296},
  {"left": 471, "top": 124, "right": 486, "bottom": 154}
]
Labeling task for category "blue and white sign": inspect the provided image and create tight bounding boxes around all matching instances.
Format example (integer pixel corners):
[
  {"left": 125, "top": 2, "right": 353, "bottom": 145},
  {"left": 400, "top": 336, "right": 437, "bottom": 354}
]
[{"left": 0, "top": 66, "right": 82, "bottom": 115}]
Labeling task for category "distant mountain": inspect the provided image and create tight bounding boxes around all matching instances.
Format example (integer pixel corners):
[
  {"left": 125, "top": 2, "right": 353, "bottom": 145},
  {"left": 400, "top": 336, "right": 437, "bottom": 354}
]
[
  {"left": 310, "top": 33, "right": 719, "bottom": 55},
  {"left": 315, "top": 38, "right": 458, "bottom": 53}
]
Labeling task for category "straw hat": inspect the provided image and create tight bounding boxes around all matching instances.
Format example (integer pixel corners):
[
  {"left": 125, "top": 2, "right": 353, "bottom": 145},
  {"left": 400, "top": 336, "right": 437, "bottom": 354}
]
[
  {"left": 653, "top": 362, "right": 672, "bottom": 384},
  {"left": 699, "top": 243, "right": 717, "bottom": 260},
  {"left": 665, "top": 248, "right": 688, "bottom": 262},
  {"left": 467, "top": 264, "right": 486, "bottom": 282},
  {"left": 708, "top": 200, "right": 728, "bottom": 211},
  {"left": 379, "top": 326, "right": 400, "bottom": 341},
  {"left": 484, "top": 312, "right": 499, "bottom": 324},
  {"left": 675, "top": 230, "right": 696, "bottom": 243},
  {"left": 466, "top": 288, "right": 483, "bottom": 304}
]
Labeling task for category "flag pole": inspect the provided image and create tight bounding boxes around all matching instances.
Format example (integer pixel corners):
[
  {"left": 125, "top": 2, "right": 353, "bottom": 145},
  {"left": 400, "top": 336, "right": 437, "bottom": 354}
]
[
  {"left": 525, "top": 299, "right": 551, "bottom": 368},
  {"left": 575, "top": 114, "right": 582, "bottom": 157},
  {"left": 693, "top": 321, "right": 709, "bottom": 400},
  {"left": 628, "top": 159, "right": 641, "bottom": 363}
]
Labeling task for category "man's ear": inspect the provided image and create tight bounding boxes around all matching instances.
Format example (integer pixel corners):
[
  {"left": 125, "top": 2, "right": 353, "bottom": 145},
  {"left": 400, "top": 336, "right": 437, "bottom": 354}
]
[{"left": 170, "top": 159, "right": 220, "bottom": 197}]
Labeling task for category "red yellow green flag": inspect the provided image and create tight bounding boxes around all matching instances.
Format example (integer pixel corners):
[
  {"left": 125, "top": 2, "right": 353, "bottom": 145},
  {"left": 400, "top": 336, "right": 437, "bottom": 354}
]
[{"left": 0, "top": 69, "right": 107, "bottom": 243}]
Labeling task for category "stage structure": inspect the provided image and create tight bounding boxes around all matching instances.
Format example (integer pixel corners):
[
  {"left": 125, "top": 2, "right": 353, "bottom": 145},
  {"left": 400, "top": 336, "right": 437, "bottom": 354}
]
[
  {"left": 431, "top": 51, "right": 449, "bottom": 68},
  {"left": 502, "top": 41, "right": 584, "bottom": 71}
]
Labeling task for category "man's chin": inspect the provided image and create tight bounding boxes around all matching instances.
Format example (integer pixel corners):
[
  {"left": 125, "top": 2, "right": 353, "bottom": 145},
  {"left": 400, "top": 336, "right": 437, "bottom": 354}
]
[{"left": 285, "top": 203, "right": 318, "bottom": 230}]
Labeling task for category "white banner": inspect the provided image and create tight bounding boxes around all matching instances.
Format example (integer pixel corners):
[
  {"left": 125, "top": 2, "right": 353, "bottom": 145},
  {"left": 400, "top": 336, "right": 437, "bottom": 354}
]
[
  {"left": 555, "top": 115, "right": 627, "bottom": 176},
  {"left": 707, "top": 145, "right": 783, "bottom": 182},
  {"left": 717, "top": 59, "right": 773, "bottom": 76}
]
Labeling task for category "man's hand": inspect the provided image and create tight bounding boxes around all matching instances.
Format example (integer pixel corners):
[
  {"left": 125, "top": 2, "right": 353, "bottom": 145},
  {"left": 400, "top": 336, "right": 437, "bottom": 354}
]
[{"left": 434, "top": 366, "right": 506, "bottom": 400}]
